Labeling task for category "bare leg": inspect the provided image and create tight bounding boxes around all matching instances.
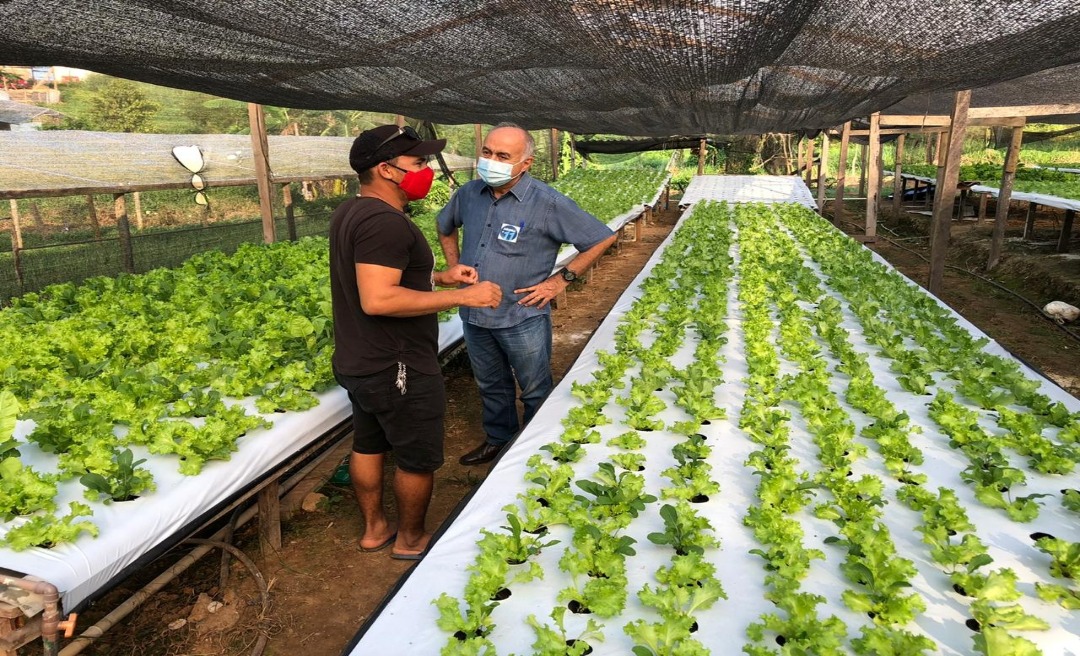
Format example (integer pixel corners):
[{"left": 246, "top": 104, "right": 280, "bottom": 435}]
[
  {"left": 350, "top": 451, "right": 395, "bottom": 549},
  {"left": 392, "top": 468, "right": 434, "bottom": 555}
]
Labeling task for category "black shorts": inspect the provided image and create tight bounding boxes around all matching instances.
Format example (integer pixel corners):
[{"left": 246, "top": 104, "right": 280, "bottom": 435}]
[{"left": 334, "top": 364, "right": 446, "bottom": 473}]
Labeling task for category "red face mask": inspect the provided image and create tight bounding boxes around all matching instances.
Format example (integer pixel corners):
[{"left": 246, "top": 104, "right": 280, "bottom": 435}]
[{"left": 387, "top": 163, "right": 435, "bottom": 201}]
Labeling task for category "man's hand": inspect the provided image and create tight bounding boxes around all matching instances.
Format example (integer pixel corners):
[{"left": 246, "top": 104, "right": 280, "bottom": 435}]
[
  {"left": 437, "top": 264, "right": 479, "bottom": 286},
  {"left": 461, "top": 281, "right": 502, "bottom": 308},
  {"left": 514, "top": 275, "right": 568, "bottom": 309}
]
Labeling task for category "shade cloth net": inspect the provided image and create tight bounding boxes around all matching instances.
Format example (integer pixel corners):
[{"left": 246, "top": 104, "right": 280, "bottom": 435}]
[{"left": 2, "top": 2, "right": 1080, "bottom": 136}]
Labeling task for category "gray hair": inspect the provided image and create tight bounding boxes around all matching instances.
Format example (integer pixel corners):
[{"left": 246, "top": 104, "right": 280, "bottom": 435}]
[{"left": 492, "top": 122, "right": 535, "bottom": 158}]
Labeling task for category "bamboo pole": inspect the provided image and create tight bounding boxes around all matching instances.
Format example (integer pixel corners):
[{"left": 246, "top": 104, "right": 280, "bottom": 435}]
[
  {"left": 133, "top": 191, "right": 143, "bottom": 230},
  {"left": 816, "top": 131, "right": 830, "bottom": 213},
  {"left": 866, "top": 113, "right": 881, "bottom": 240},
  {"left": 804, "top": 137, "right": 815, "bottom": 189},
  {"left": 114, "top": 193, "right": 135, "bottom": 274},
  {"left": 1058, "top": 210, "right": 1075, "bottom": 254},
  {"left": 892, "top": 134, "right": 905, "bottom": 216},
  {"left": 282, "top": 183, "right": 296, "bottom": 242},
  {"left": 928, "top": 90, "right": 971, "bottom": 295},
  {"left": 697, "top": 138, "right": 706, "bottom": 175},
  {"left": 550, "top": 128, "right": 559, "bottom": 180},
  {"left": 85, "top": 195, "right": 101, "bottom": 240},
  {"left": 1023, "top": 203, "right": 1039, "bottom": 240},
  {"left": 247, "top": 103, "right": 276, "bottom": 244},
  {"left": 8, "top": 200, "right": 22, "bottom": 249},
  {"left": 796, "top": 138, "right": 805, "bottom": 177},
  {"left": 987, "top": 123, "right": 1024, "bottom": 270},
  {"left": 834, "top": 122, "right": 851, "bottom": 226},
  {"left": 858, "top": 143, "right": 868, "bottom": 197}
]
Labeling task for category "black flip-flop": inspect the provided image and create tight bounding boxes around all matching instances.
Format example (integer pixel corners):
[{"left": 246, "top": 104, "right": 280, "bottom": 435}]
[
  {"left": 357, "top": 532, "right": 397, "bottom": 553},
  {"left": 389, "top": 550, "right": 425, "bottom": 561}
]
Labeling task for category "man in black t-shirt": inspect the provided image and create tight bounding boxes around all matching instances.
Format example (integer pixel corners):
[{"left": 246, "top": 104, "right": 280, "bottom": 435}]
[{"left": 330, "top": 125, "right": 500, "bottom": 560}]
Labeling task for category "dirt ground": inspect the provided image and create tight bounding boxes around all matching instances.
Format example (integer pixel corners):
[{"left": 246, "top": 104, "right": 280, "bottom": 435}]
[{"left": 58, "top": 196, "right": 1080, "bottom": 656}]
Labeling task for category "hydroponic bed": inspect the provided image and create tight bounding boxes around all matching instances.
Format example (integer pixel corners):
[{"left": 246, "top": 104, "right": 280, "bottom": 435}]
[{"left": 347, "top": 177, "right": 1080, "bottom": 656}]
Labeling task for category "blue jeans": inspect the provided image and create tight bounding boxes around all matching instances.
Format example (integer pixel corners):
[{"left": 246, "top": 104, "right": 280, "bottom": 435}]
[{"left": 462, "top": 314, "right": 553, "bottom": 445}]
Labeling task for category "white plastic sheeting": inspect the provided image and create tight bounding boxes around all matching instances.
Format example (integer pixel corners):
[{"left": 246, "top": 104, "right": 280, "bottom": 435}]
[
  {"left": 348, "top": 178, "right": 1080, "bottom": 655},
  {"left": 681, "top": 175, "right": 818, "bottom": 209}
]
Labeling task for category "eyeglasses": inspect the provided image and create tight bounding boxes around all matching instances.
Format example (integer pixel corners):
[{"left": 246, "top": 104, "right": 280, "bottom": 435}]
[{"left": 374, "top": 125, "right": 421, "bottom": 153}]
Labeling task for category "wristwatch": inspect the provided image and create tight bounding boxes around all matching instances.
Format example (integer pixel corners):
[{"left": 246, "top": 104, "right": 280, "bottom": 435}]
[{"left": 559, "top": 267, "right": 579, "bottom": 283}]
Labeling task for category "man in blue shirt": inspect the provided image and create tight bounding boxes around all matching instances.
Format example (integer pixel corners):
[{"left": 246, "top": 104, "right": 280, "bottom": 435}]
[{"left": 438, "top": 123, "right": 617, "bottom": 465}]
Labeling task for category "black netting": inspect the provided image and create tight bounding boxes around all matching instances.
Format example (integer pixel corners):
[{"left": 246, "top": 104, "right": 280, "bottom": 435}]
[{"left": 2, "top": 2, "right": 1079, "bottom": 135}]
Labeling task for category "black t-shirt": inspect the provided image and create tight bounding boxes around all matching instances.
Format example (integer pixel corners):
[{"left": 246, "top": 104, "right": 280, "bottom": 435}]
[{"left": 329, "top": 196, "right": 439, "bottom": 376}]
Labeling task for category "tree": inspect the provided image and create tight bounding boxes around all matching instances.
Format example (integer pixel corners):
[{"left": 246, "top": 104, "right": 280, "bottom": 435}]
[{"left": 86, "top": 79, "right": 161, "bottom": 132}]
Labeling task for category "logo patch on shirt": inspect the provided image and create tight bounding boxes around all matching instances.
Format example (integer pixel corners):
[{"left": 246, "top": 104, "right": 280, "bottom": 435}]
[{"left": 498, "top": 223, "right": 520, "bottom": 243}]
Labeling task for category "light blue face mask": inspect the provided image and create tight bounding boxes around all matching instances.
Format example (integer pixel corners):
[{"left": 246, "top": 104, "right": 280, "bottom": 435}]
[{"left": 476, "top": 157, "right": 522, "bottom": 187}]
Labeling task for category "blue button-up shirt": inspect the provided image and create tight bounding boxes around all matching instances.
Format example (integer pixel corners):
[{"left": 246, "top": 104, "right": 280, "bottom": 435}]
[{"left": 437, "top": 173, "right": 615, "bottom": 329}]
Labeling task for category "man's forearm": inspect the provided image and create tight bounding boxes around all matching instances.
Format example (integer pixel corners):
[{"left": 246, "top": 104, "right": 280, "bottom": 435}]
[
  {"left": 363, "top": 286, "right": 472, "bottom": 318},
  {"left": 565, "top": 234, "right": 617, "bottom": 275},
  {"left": 439, "top": 231, "right": 460, "bottom": 268}
]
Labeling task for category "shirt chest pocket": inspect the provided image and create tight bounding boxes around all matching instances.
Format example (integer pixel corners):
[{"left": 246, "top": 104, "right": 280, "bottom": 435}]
[{"left": 490, "top": 222, "right": 527, "bottom": 257}]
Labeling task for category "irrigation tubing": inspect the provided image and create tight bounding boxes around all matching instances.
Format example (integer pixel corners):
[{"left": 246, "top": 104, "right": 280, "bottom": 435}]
[{"left": 183, "top": 539, "right": 271, "bottom": 656}]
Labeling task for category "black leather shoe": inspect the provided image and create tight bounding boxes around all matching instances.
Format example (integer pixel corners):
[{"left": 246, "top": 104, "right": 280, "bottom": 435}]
[{"left": 459, "top": 441, "right": 506, "bottom": 466}]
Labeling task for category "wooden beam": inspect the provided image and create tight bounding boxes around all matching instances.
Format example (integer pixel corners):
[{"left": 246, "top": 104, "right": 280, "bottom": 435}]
[
  {"left": 796, "top": 137, "right": 805, "bottom": 177},
  {"left": 866, "top": 113, "right": 881, "bottom": 239},
  {"left": 1058, "top": 209, "right": 1075, "bottom": 254},
  {"left": 928, "top": 90, "right": 971, "bottom": 295},
  {"left": 804, "top": 137, "right": 815, "bottom": 189},
  {"left": 816, "top": 131, "right": 830, "bottom": 212},
  {"left": 879, "top": 115, "right": 1026, "bottom": 128},
  {"left": 86, "top": 194, "right": 101, "bottom": 240},
  {"left": 474, "top": 124, "right": 483, "bottom": 160},
  {"left": 977, "top": 192, "right": 988, "bottom": 222},
  {"left": 891, "top": 134, "right": 905, "bottom": 216},
  {"left": 968, "top": 104, "right": 1080, "bottom": 119},
  {"left": 248, "top": 103, "right": 276, "bottom": 244},
  {"left": 257, "top": 480, "right": 282, "bottom": 561},
  {"left": 114, "top": 193, "right": 135, "bottom": 274},
  {"left": 834, "top": 121, "right": 851, "bottom": 226},
  {"left": 845, "top": 127, "right": 947, "bottom": 136},
  {"left": 697, "top": 138, "right": 706, "bottom": 175}
]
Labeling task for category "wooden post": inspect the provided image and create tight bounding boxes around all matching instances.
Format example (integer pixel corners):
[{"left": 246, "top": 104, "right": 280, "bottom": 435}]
[
  {"left": 987, "top": 123, "right": 1024, "bottom": 270},
  {"left": 697, "top": 138, "right": 706, "bottom": 175},
  {"left": 8, "top": 200, "right": 24, "bottom": 292},
  {"left": 257, "top": 481, "right": 282, "bottom": 560},
  {"left": 866, "top": 113, "right": 881, "bottom": 240},
  {"left": 796, "top": 138, "right": 805, "bottom": 177},
  {"left": 474, "top": 124, "right": 483, "bottom": 157},
  {"left": 926, "top": 134, "right": 935, "bottom": 164},
  {"left": 928, "top": 90, "right": 971, "bottom": 295},
  {"left": 834, "top": 122, "right": 851, "bottom": 225},
  {"left": 133, "top": 191, "right": 144, "bottom": 230},
  {"left": 1023, "top": 203, "right": 1039, "bottom": 240},
  {"left": 8, "top": 200, "right": 22, "bottom": 250},
  {"left": 282, "top": 183, "right": 297, "bottom": 241},
  {"left": 816, "top": 131, "right": 830, "bottom": 212},
  {"left": 1058, "top": 209, "right": 1075, "bottom": 254},
  {"left": 892, "top": 134, "right": 905, "bottom": 215},
  {"left": 858, "top": 144, "right": 868, "bottom": 197},
  {"left": 550, "top": 128, "right": 559, "bottom": 181},
  {"left": 114, "top": 193, "right": 135, "bottom": 274},
  {"left": 85, "top": 195, "right": 101, "bottom": 240},
  {"left": 933, "top": 129, "right": 947, "bottom": 206},
  {"left": 977, "top": 193, "right": 988, "bottom": 222},
  {"left": 804, "top": 137, "right": 815, "bottom": 188},
  {"left": 248, "top": 103, "right": 276, "bottom": 244}
]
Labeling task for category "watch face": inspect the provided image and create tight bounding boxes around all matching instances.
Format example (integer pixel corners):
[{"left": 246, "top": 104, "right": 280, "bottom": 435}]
[{"left": 562, "top": 269, "right": 576, "bottom": 282}]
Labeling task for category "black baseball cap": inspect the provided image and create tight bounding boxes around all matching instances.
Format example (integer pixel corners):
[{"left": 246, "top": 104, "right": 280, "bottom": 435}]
[{"left": 349, "top": 124, "right": 446, "bottom": 174}]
